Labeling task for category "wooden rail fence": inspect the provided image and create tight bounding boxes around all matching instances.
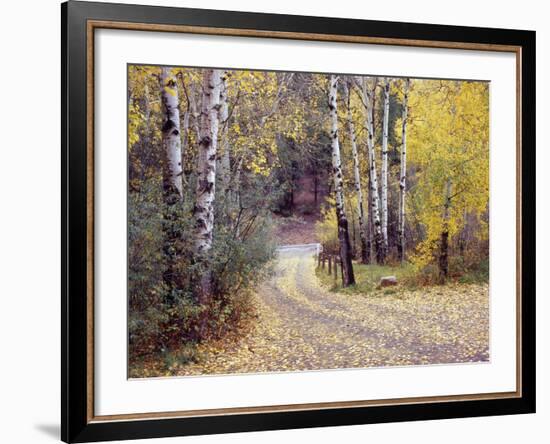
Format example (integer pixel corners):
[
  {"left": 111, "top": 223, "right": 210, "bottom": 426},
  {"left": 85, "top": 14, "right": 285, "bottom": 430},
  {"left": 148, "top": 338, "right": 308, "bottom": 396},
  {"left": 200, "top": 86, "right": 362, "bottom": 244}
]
[{"left": 316, "top": 251, "right": 343, "bottom": 282}]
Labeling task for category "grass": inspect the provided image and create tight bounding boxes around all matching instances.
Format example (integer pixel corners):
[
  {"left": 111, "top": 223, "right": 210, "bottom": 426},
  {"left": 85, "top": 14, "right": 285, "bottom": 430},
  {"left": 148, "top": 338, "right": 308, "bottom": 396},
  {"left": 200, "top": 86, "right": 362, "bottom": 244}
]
[
  {"left": 456, "top": 258, "right": 489, "bottom": 284},
  {"left": 316, "top": 258, "right": 489, "bottom": 295},
  {"left": 162, "top": 343, "right": 201, "bottom": 368},
  {"left": 316, "top": 261, "right": 416, "bottom": 294}
]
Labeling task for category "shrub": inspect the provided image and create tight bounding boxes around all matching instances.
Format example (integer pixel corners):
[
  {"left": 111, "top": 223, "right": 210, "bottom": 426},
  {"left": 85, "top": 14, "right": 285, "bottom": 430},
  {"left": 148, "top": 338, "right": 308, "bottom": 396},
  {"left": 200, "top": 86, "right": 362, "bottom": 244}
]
[
  {"left": 128, "top": 180, "right": 277, "bottom": 365},
  {"left": 315, "top": 198, "right": 340, "bottom": 255}
]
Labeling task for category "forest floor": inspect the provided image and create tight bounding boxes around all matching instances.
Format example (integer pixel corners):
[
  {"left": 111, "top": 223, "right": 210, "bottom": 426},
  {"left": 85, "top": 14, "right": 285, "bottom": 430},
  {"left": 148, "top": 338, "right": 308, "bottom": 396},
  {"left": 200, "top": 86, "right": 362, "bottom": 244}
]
[{"left": 155, "top": 245, "right": 489, "bottom": 377}]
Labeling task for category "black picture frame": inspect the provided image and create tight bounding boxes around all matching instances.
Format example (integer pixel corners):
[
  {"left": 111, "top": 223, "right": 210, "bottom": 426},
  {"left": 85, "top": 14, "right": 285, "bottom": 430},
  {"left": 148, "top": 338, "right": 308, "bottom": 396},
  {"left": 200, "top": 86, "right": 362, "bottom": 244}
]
[{"left": 62, "top": 1, "right": 536, "bottom": 442}]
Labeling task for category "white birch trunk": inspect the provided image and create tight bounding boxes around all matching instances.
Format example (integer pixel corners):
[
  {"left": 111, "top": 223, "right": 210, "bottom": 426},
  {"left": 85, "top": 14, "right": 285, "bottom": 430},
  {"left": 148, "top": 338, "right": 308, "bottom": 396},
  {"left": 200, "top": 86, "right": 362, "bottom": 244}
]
[
  {"left": 160, "top": 68, "right": 184, "bottom": 300},
  {"left": 398, "top": 78, "right": 410, "bottom": 263},
  {"left": 194, "top": 69, "right": 223, "bottom": 256},
  {"left": 328, "top": 76, "right": 355, "bottom": 287},
  {"left": 160, "top": 67, "right": 183, "bottom": 202},
  {"left": 177, "top": 75, "right": 191, "bottom": 185},
  {"left": 380, "top": 78, "right": 390, "bottom": 251},
  {"left": 362, "top": 77, "right": 385, "bottom": 263},
  {"left": 344, "top": 81, "right": 368, "bottom": 264},
  {"left": 192, "top": 69, "right": 224, "bottom": 337},
  {"left": 329, "top": 76, "right": 345, "bottom": 217}
]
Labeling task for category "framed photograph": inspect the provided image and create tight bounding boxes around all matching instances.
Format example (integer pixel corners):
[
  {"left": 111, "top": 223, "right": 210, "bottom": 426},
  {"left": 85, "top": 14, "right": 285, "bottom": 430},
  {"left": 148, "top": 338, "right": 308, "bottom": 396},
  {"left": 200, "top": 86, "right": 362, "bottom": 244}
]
[{"left": 62, "top": 1, "right": 535, "bottom": 442}]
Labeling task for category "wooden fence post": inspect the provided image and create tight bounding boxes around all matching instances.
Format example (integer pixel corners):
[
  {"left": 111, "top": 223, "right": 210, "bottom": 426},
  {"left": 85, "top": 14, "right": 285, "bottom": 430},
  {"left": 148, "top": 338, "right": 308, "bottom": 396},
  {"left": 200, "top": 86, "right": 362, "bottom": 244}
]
[
  {"left": 333, "top": 255, "right": 338, "bottom": 280},
  {"left": 328, "top": 256, "right": 332, "bottom": 275}
]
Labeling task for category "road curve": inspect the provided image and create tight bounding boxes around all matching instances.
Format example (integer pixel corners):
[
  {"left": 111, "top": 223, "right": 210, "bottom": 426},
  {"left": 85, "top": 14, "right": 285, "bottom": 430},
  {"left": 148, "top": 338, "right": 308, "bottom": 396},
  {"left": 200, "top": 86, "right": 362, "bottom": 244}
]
[{"left": 174, "top": 244, "right": 489, "bottom": 376}]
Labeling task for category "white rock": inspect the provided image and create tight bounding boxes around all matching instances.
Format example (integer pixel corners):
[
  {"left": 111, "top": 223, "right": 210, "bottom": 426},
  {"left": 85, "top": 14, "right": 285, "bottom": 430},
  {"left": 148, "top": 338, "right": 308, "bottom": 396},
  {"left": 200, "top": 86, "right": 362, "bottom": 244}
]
[{"left": 380, "top": 276, "right": 398, "bottom": 287}]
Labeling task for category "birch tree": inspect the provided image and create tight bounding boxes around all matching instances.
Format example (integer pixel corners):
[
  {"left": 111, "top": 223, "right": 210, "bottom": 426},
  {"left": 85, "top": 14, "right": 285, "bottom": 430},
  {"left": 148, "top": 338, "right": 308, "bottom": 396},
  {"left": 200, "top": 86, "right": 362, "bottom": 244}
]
[
  {"left": 380, "top": 78, "right": 391, "bottom": 252},
  {"left": 177, "top": 73, "right": 191, "bottom": 183},
  {"left": 194, "top": 69, "right": 224, "bottom": 310},
  {"left": 360, "top": 77, "right": 385, "bottom": 264},
  {"left": 397, "top": 78, "right": 410, "bottom": 263},
  {"left": 160, "top": 67, "right": 184, "bottom": 201},
  {"left": 366, "top": 167, "right": 374, "bottom": 263},
  {"left": 160, "top": 67, "right": 184, "bottom": 298},
  {"left": 328, "top": 75, "right": 355, "bottom": 286},
  {"left": 344, "top": 80, "right": 368, "bottom": 263}
]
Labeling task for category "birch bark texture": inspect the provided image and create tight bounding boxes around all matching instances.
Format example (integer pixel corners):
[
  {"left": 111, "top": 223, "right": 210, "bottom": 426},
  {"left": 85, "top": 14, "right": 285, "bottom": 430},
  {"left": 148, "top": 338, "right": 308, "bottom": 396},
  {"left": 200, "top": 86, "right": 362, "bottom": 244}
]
[
  {"left": 194, "top": 69, "right": 224, "bottom": 306},
  {"left": 194, "top": 69, "right": 223, "bottom": 254},
  {"left": 328, "top": 75, "right": 355, "bottom": 287},
  {"left": 177, "top": 76, "right": 191, "bottom": 184},
  {"left": 344, "top": 81, "right": 368, "bottom": 264},
  {"left": 361, "top": 77, "right": 385, "bottom": 264},
  {"left": 366, "top": 166, "right": 373, "bottom": 263},
  {"left": 160, "top": 67, "right": 184, "bottom": 299},
  {"left": 380, "top": 78, "right": 391, "bottom": 251},
  {"left": 160, "top": 67, "right": 184, "bottom": 202},
  {"left": 398, "top": 78, "right": 410, "bottom": 263}
]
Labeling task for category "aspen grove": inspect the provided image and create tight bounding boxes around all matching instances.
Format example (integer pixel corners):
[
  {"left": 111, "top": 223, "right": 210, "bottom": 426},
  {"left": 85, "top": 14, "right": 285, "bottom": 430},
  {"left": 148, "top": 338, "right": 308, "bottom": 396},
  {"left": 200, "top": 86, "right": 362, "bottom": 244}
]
[{"left": 128, "top": 65, "right": 489, "bottom": 377}]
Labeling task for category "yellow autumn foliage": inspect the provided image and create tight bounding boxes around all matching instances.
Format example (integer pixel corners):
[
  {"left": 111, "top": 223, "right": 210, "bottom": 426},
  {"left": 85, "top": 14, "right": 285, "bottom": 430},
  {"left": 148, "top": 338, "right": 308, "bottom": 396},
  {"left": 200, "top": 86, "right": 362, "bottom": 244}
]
[{"left": 405, "top": 80, "right": 489, "bottom": 270}]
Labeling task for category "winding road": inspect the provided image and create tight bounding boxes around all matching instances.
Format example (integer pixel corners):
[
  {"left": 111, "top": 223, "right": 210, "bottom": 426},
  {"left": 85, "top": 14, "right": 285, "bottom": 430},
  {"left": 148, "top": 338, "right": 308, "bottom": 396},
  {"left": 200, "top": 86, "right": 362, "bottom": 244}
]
[{"left": 175, "top": 244, "right": 489, "bottom": 376}]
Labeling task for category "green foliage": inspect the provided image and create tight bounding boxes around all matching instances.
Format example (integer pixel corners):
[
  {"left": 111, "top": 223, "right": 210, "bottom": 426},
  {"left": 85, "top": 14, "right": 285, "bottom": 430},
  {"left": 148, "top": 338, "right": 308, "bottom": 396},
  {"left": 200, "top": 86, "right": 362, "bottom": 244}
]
[
  {"left": 208, "top": 215, "right": 278, "bottom": 336},
  {"left": 456, "top": 258, "right": 489, "bottom": 284},
  {"left": 128, "top": 180, "right": 166, "bottom": 357},
  {"left": 128, "top": 177, "right": 278, "bottom": 363}
]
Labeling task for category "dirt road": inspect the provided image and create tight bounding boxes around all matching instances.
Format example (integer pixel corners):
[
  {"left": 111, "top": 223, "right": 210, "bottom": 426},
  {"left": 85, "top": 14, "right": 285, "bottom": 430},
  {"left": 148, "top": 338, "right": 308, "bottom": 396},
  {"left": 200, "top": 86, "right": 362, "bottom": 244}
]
[{"left": 174, "top": 244, "right": 489, "bottom": 376}]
